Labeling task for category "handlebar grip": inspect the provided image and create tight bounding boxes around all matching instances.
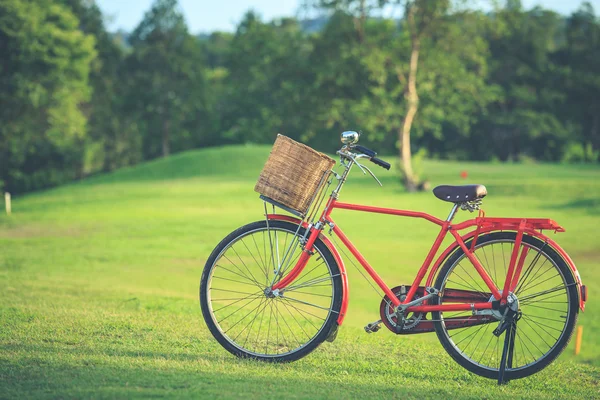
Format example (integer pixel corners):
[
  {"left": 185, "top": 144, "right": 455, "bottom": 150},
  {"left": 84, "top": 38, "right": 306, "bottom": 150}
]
[
  {"left": 352, "top": 145, "right": 377, "bottom": 158},
  {"left": 370, "top": 157, "right": 391, "bottom": 170}
]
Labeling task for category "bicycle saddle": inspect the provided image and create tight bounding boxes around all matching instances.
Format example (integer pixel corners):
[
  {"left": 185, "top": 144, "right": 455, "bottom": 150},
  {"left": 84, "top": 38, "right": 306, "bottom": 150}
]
[{"left": 433, "top": 184, "right": 487, "bottom": 203}]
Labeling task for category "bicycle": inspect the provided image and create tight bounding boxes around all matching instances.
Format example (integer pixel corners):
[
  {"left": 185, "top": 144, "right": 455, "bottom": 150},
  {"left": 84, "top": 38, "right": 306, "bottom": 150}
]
[{"left": 200, "top": 131, "right": 587, "bottom": 384}]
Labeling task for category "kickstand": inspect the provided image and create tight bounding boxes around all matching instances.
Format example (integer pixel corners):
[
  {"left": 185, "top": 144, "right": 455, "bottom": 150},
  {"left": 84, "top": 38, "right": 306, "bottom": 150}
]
[{"left": 498, "top": 320, "right": 517, "bottom": 385}]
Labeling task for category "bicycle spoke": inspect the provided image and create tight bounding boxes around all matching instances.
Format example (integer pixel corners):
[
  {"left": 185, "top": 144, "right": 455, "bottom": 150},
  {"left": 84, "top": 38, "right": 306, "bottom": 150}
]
[
  {"left": 279, "top": 299, "right": 323, "bottom": 332},
  {"left": 514, "top": 244, "right": 546, "bottom": 294},
  {"left": 480, "top": 246, "right": 497, "bottom": 287},
  {"left": 286, "top": 259, "right": 326, "bottom": 287},
  {"left": 287, "top": 290, "right": 332, "bottom": 298},
  {"left": 525, "top": 313, "right": 567, "bottom": 324},
  {"left": 235, "top": 297, "right": 269, "bottom": 343},
  {"left": 518, "top": 272, "right": 561, "bottom": 295},
  {"left": 285, "top": 274, "right": 340, "bottom": 292},
  {"left": 214, "top": 263, "right": 263, "bottom": 289},
  {"left": 520, "top": 317, "right": 554, "bottom": 349},
  {"left": 230, "top": 246, "right": 263, "bottom": 288},
  {"left": 280, "top": 299, "right": 313, "bottom": 340},
  {"left": 518, "top": 260, "right": 552, "bottom": 294},
  {"left": 457, "top": 262, "right": 489, "bottom": 296},
  {"left": 212, "top": 275, "right": 262, "bottom": 287},
  {"left": 521, "top": 315, "right": 562, "bottom": 336},
  {"left": 280, "top": 297, "right": 327, "bottom": 323},
  {"left": 276, "top": 249, "right": 303, "bottom": 282},
  {"left": 519, "top": 284, "right": 571, "bottom": 303},
  {"left": 501, "top": 242, "right": 507, "bottom": 280},
  {"left": 241, "top": 237, "right": 269, "bottom": 286},
  {"left": 478, "top": 331, "right": 496, "bottom": 364},
  {"left": 211, "top": 287, "right": 259, "bottom": 296},
  {"left": 219, "top": 295, "right": 263, "bottom": 324},
  {"left": 520, "top": 291, "right": 567, "bottom": 306},
  {"left": 435, "top": 235, "right": 575, "bottom": 376},
  {"left": 204, "top": 223, "right": 338, "bottom": 358},
  {"left": 250, "top": 233, "right": 269, "bottom": 285},
  {"left": 221, "top": 254, "right": 264, "bottom": 287},
  {"left": 521, "top": 303, "right": 566, "bottom": 313},
  {"left": 282, "top": 295, "right": 337, "bottom": 313}
]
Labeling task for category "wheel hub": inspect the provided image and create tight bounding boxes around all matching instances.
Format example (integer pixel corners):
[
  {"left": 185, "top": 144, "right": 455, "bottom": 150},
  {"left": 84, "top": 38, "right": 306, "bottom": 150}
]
[
  {"left": 487, "top": 291, "right": 519, "bottom": 319},
  {"left": 264, "top": 288, "right": 281, "bottom": 298}
]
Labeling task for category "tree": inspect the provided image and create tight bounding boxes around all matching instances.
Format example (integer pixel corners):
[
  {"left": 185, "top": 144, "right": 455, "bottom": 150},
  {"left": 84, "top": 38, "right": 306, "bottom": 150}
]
[
  {"left": 555, "top": 2, "right": 600, "bottom": 161},
  {"left": 60, "top": 0, "right": 141, "bottom": 173},
  {"left": 219, "top": 12, "right": 315, "bottom": 145},
  {"left": 126, "top": 0, "right": 208, "bottom": 158},
  {"left": 481, "top": 2, "right": 569, "bottom": 161},
  {"left": 316, "top": 1, "right": 497, "bottom": 190},
  {"left": 0, "top": 0, "right": 96, "bottom": 192}
]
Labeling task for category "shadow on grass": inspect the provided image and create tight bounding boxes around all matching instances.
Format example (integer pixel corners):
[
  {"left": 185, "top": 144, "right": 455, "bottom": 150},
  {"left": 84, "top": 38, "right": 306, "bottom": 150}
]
[
  {"left": 0, "top": 355, "right": 499, "bottom": 399},
  {"left": 0, "top": 343, "right": 225, "bottom": 364},
  {"left": 1, "top": 342, "right": 598, "bottom": 399},
  {"left": 548, "top": 198, "right": 600, "bottom": 215},
  {"left": 0, "top": 347, "right": 459, "bottom": 399}
]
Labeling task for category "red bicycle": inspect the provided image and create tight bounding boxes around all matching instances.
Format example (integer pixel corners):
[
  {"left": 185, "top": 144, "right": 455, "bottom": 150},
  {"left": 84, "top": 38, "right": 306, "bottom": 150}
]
[{"left": 200, "top": 132, "right": 587, "bottom": 384}]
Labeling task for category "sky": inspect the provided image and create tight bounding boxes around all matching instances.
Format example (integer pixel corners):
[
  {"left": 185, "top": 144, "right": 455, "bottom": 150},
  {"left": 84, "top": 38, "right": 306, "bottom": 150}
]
[{"left": 96, "top": 0, "right": 600, "bottom": 34}]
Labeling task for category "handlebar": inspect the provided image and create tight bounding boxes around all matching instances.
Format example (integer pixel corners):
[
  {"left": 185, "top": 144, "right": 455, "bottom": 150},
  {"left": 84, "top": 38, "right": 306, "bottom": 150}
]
[
  {"left": 370, "top": 156, "right": 391, "bottom": 170},
  {"left": 350, "top": 145, "right": 391, "bottom": 170}
]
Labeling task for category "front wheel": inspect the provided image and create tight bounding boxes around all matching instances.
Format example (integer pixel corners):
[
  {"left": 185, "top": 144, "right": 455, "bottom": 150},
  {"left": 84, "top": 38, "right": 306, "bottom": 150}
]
[
  {"left": 200, "top": 220, "right": 343, "bottom": 362},
  {"left": 433, "top": 232, "right": 579, "bottom": 380}
]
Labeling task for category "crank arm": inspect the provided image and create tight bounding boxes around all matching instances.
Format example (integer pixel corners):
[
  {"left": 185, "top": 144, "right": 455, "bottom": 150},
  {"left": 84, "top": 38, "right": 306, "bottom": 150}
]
[{"left": 398, "top": 289, "right": 438, "bottom": 311}]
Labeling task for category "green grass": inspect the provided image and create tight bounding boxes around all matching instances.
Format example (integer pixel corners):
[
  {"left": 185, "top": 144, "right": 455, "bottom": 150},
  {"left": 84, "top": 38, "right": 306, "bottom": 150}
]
[{"left": 1, "top": 144, "right": 599, "bottom": 399}]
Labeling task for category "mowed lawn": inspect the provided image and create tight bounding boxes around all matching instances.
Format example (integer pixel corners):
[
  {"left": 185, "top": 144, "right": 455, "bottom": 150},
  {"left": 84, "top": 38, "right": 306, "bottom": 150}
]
[{"left": 1, "top": 145, "right": 599, "bottom": 399}]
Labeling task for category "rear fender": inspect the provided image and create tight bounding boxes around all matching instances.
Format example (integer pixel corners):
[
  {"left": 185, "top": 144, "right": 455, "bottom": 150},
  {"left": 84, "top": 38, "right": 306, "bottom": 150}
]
[
  {"left": 266, "top": 214, "right": 349, "bottom": 324},
  {"left": 426, "top": 227, "right": 586, "bottom": 311}
]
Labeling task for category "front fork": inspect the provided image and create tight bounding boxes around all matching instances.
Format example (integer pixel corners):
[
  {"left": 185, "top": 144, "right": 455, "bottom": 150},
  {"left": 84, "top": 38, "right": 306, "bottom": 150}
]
[{"left": 271, "top": 222, "right": 324, "bottom": 291}]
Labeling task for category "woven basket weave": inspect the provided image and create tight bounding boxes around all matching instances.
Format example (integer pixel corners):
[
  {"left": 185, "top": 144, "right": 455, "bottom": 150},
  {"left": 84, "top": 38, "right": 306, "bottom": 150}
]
[{"left": 255, "top": 134, "right": 336, "bottom": 215}]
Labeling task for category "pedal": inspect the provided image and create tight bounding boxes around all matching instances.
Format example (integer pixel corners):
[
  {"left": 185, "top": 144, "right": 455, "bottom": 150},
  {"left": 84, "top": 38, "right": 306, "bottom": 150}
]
[{"left": 364, "top": 321, "right": 382, "bottom": 333}]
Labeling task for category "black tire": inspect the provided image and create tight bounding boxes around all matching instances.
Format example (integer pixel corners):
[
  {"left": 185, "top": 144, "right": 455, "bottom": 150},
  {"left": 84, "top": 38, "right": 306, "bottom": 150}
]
[
  {"left": 432, "top": 232, "right": 579, "bottom": 380},
  {"left": 200, "top": 220, "right": 343, "bottom": 362}
]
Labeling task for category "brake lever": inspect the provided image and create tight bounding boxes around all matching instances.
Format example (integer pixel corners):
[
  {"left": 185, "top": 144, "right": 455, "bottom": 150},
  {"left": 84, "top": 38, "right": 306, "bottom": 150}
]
[{"left": 356, "top": 162, "right": 383, "bottom": 187}]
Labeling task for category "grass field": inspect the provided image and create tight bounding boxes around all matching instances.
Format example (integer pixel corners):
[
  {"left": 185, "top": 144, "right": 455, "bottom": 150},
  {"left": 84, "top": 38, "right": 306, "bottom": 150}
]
[{"left": 1, "top": 145, "right": 599, "bottom": 399}]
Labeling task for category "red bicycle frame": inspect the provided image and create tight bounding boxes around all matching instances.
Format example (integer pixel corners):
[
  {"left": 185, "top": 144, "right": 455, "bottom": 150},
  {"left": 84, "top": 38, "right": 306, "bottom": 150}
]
[{"left": 270, "top": 198, "right": 586, "bottom": 323}]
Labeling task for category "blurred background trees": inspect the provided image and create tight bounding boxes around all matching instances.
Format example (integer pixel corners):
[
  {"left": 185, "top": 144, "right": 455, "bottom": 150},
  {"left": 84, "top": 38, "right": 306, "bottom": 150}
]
[{"left": 0, "top": 0, "right": 599, "bottom": 193}]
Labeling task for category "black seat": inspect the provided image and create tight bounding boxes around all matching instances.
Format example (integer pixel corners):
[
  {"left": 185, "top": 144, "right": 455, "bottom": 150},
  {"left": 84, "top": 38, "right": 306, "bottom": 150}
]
[{"left": 433, "top": 184, "right": 487, "bottom": 203}]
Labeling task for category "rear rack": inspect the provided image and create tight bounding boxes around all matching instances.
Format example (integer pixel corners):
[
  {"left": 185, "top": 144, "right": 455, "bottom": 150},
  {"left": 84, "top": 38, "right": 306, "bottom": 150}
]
[
  {"left": 475, "top": 217, "right": 565, "bottom": 233},
  {"left": 260, "top": 195, "right": 304, "bottom": 218}
]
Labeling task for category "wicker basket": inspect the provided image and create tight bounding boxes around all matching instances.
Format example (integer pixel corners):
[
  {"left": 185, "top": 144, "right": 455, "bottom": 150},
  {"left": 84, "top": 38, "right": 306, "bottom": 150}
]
[{"left": 255, "top": 134, "right": 336, "bottom": 215}]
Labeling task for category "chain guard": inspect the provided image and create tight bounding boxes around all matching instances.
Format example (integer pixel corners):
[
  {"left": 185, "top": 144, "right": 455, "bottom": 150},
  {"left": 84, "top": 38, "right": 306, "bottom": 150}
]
[
  {"left": 380, "top": 285, "right": 427, "bottom": 334},
  {"left": 380, "top": 285, "right": 498, "bottom": 335}
]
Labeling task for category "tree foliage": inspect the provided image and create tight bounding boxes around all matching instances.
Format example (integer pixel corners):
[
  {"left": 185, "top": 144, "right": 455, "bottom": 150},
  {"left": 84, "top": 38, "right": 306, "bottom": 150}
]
[
  {"left": 125, "top": 0, "right": 208, "bottom": 158},
  {"left": 1, "top": 0, "right": 599, "bottom": 194},
  {"left": 0, "top": 0, "right": 96, "bottom": 192}
]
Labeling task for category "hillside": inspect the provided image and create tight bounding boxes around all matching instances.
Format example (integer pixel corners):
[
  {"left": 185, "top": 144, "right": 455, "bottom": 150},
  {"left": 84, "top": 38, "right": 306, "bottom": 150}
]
[{"left": 1, "top": 145, "right": 599, "bottom": 398}]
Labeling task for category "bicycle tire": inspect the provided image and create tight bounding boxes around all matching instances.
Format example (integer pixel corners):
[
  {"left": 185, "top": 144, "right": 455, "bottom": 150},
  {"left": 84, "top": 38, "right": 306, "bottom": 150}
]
[
  {"left": 432, "top": 232, "right": 579, "bottom": 380},
  {"left": 200, "top": 220, "right": 343, "bottom": 362}
]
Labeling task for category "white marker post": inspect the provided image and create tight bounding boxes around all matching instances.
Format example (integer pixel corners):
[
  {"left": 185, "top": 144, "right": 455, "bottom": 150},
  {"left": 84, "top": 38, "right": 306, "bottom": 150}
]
[{"left": 4, "top": 192, "right": 11, "bottom": 215}]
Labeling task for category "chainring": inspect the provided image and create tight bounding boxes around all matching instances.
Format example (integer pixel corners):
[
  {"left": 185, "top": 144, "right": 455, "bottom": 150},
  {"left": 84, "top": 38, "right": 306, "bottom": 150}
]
[{"left": 380, "top": 285, "right": 426, "bottom": 333}]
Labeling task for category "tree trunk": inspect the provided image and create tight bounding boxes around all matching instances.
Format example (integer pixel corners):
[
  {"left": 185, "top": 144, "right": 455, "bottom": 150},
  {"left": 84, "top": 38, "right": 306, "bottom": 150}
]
[
  {"left": 162, "top": 118, "right": 170, "bottom": 157},
  {"left": 399, "top": 34, "right": 420, "bottom": 192},
  {"left": 592, "top": 113, "right": 599, "bottom": 162}
]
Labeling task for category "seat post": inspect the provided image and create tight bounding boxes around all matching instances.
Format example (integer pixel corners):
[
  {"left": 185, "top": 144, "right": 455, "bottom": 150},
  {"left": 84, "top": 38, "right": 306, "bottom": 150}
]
[{"left": 446, "top": 203, "right": 460, "bottom": 222}]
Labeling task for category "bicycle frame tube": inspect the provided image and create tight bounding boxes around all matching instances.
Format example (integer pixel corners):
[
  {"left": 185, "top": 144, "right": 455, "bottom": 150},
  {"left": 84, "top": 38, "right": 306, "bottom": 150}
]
[
  {"left": 272, "top": 198, "right": 502, "bottom": 311},
  {"left": 269, "top": 193, "right": 585, "bottom": 313}
]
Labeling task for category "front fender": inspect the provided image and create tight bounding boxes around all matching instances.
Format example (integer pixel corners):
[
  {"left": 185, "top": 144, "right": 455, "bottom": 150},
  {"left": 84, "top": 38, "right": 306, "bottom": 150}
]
[
  {"left": 266, "top": 214, "right": 349, "bottom": 325},
  {"left": 426, "top": 227, "right": 586, "bottom": 311}
]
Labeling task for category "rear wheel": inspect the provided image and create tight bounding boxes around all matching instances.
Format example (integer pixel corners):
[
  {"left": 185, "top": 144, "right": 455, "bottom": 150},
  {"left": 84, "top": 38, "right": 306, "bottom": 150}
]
[
  {"left": 200, "top": 220, "right": 343, "bottom": 362},
  {"left": 433, "top": 232, "right": 579, "bottom": 380}
]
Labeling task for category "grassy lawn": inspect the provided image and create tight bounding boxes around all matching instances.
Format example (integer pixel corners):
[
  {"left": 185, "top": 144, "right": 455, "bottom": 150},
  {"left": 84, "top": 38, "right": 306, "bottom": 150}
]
[{"left": 1, "top": 145, "right": 599, "bottom": 399}]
